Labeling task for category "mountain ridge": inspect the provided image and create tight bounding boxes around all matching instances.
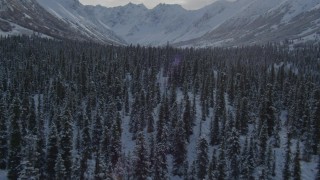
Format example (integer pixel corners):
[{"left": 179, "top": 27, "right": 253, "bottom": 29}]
[{"left": 0, "top": 0, "right": 319, "bottom": 47}]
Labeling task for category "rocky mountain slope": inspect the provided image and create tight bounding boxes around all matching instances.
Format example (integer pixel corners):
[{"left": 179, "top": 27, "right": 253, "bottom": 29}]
[
  {"left": 0, "top": 0, "right": 126, "bottom": 45},
  {"left": 175, "top": 0, "right": 320, "bottom": 47}
]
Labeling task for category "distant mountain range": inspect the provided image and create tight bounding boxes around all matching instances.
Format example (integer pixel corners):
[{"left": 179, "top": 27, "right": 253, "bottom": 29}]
[{"left": 0, "top": 0, "right": 319, "bottom": 47}]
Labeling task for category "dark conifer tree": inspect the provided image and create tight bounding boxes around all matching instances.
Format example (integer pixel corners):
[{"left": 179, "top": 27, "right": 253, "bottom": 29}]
[
  {"left": 27, "top": 99, "right": 37, "bottom": 135},
  {"left": 153, "top": 143, "right": 168, "bottom": 180},
  {"left": 227, "top": 127, "right": 240, "bottom": 180},
  {"left": 133, "top": 132, "right": 149, "bottom": 180},
  {"left": 94, "top": 153, "right": 107, "bottom": 180},
  {"left": 71, "top": 153, "right": 81, "bottom": 179},
  {"left": 148, "top": 135, "right": 155, "bottom": 173},
  {"left": 272, "top": 150, "right": 276, "bottom": 177},
  {"left": 35, "top": 110, "right": 46, "bottom": 179},
  {"left": 55, "top": 152, "right": 66, "bottom": 178},
  {"left": 316, "top": 156, "right": 320, "bottom": 180},
  {"left": 259, "top": 83, "right": 276, "bottom": 137},
  {"left": 130, "top": 95, "right": 140, "bottom": 136},
  {"left": 60, "top": 110, "right": 73, "bottom": 178},
  {"left": 0, "top": 96, "right": 7, "bottom": 169},
  {"left": 196, "top": 136, "right": 209, "bottom": 179},
  {"left": 207, "top": 150, "right": 217, "bottom": 180},
  {"left": 92, "top": 113, "right": 103, "bottom": 153},
  {"left": 312, "top": 89, "right": 320, "bottom": 155},
  {"left": 210, "top": 114, "right": 220, "bottom": 146},
  {"left": 264, "top": 142, "right": 274, "bottom": 179},
  {"left": 293, "top": 142, "right": 301, "bottom": 180},
  {"left": 258, "top": 121, "right": 268, "bottom": 165},
  {"left": 46, "top": 123, "right": 58, "bottom": 179},
  {"left": 157, "top": 102, "right": 166, "bottom": 144},
  {"left": 188, "top": 161, "right": 197, "bottom": 180},
  {"left": 241, "top": 137, "right": 255, "bottom": 180},
  {"left": 172, "top": 120, "right": 187, "bottom": 176},
  {"left": 217, "top": 145, "right": 226, "bottom": 180},
  {"left": 146, "top": 106, "right": 154, "bottom": 133},
  {"left": 80, "top": 112, "right": 91, "bottom": 180},
  {"left": 183, "top": 95, "right": 193, "bottom": 141},
  {"left": 283, "top": 134, "right": 292, "bottom": 180},
  {"left": 7, "top": 97, "right": 22, "bottom": 180},
  {"left": 240, "top": 97, "right": 249, "bottom": 134},
  {"left": 110, "top": 113, "right": 122, "bottom": 166}
]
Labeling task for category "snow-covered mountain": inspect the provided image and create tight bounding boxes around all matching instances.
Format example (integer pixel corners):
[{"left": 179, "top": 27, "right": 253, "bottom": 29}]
[
  {"left": 0, "top": 0, "right": 319, "bottom": 46},
  {"left": 81, "top": 0, "right": 254, "bottom": 45},
  {"left": 36, "top": 0, "right": 126, "bottom": 45},
  {"left": 77, "top": 0, "right": 320, "bottom": 46},
  {"left": 0, "top": 0, "right": 126, "bottom": 45},
  {"left": 175, "top": 0, "right": 320, "bottom": 47}
]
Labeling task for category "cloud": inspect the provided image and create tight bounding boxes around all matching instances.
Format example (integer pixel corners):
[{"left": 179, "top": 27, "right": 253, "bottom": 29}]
[{"left": 79, "top": 0, "right": 217, "bottom": 10}]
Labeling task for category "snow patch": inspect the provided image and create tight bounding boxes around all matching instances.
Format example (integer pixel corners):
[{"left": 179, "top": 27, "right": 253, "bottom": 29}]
[{"left": 0, "top": 170, "right": 7, "bottom": 180}]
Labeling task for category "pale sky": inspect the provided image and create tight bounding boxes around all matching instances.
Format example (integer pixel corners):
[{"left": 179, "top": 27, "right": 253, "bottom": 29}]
[{"left": 79, "top": 0, "right": 219, "bottom": 10}]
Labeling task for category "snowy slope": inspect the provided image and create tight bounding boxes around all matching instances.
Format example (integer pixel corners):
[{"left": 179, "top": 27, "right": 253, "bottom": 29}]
[
  {"left": 1, "top": 0, "right": 319, "bottom": 46},
  {"left": 86, "top": 0, "right": 253, "bottom": 45},
  {"left": 0, "top": 0, "right": 125, "bottom": 44},
  {"left": 84, "top": 0, "right": 320, "bottom": 46},
  {"left": 0, "top": 19, "right": 52, "bottom": 38},
  {"left": 36, "top": 0, "right": 126, "bottom": 45},
  {"left": 175, "top": 0, "right": 320, "bottom": 47},
  {"left": 0, "top": 170, "right": 7, "bottom": 180}
]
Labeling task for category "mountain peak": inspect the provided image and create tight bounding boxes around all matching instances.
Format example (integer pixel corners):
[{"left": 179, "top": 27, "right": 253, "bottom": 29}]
[
  {"left": 153, "top": 3, "right": 185, "bottom": 10},
  {"left": 124, "top": 2, "right": 147, "bottom": 9}
]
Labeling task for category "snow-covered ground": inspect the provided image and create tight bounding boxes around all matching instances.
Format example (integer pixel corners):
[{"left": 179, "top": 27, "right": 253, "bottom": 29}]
[
  {"left": 0, "top": 170, "right": 7, "bottom": 180},
  {"left": 0, "top": 20, "right": 52, "bottom": 39}
]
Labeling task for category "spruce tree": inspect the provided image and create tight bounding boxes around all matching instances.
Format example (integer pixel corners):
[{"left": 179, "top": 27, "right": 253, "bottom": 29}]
[
  {"left": 241, "top": 137, "right": 255, "bottom": 180},
  {"left": 156, "top": 102, "right": 166, "bottom": 144},
  {"left": 110, "top": 113, "right": 122, "bottom": 166},
  {"left": 153, "top": 143, "right": 168, "bottom": 180},
  {"left": 283, "top": 134, "right": 291, "bottom": 180},
  {"left": 196, "top": 136, "right": 209, "bottom": 179},
  {"left": 258, "top": 121, "right": 268, "bottom": 165},
  {"left": 293, "top": 142, "right": 301, "bottom": 180},
  {"left": 217, "top": 145, "right": 226, "bottom": 180},
  {"left": 80, "top": 116, "right": 92, "bottom": 180},
  {"left": 264, "top": 143, "right": 274, "bottom": 179},
  {"left": 60, "top": 110, "right": 72, "bottom": 178},
  {"left": 18, "top": 158, "right": 38, "bottom": 180},
  {"left": 55, "top": 153, "right": 66, "bottom": 178},
  {"left": 130, "top": 96, "right": 140, "bottom": 135},
  {"left": 46, "top": 123, "right": 58, "bottom": 179},
  {"left": 35, "top": 110, "right": 46, "bottom": 179},
  {"left": 188, "top": 161, "right": 197, "bottom": 180},
  {"left": 239, "top": 97, "right": 249, "bottom": 134},
  {"left": 0, "top": 96, "right": 7, "bottom": 169},
  {"left": 316, "top": 155, "right": 320, "bottom": 180},
  {"left": 183, "top": 95, "right": 193, "bottom": 141},
  {"left": 227, "top": 127, "right": 240, "bottom": 179},
  {"left": 92, "top": 114, "right": 103, "bottom": 153},
  {"left": 259, "top": 83, "right": 276, "bottom": 137},
  {"left": 207, "top": 150, "right": 216, "bottom": 180},
  {"left": 210, "top": 114, "right": 220, "bottom": 146},
  {"left": 133, "top": 132, "right": 149, "bottom": 180},
  {"left": 7, "top": 97, "right": 22, "bottom": 180},
  {"left": 71, "top": 153, "right": 81, "bottom": 179},
  {"left": 172, "top": 120, "right": 187, "bottom": 176},
  {"left": 312, "top": 89, "right": 320, "bottom": 154},
  {"left": 94, "top": 153, "right": 107, "bottom": 180}
]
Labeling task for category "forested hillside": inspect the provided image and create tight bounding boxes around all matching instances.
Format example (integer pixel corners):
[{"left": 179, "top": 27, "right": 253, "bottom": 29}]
[{"left": 0, "top": 36, "right": 319, "bottom": 179}]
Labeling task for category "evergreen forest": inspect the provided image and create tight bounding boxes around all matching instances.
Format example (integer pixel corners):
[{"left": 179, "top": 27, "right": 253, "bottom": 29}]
[{"left": 0, "top": 36, "right": 319, "bottom": 179}]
